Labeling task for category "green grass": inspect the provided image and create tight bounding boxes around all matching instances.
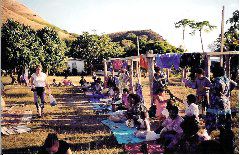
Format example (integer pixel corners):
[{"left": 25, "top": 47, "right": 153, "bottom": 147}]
[{"left": 1, "top": 75, "right": 239, "bottom": 153}]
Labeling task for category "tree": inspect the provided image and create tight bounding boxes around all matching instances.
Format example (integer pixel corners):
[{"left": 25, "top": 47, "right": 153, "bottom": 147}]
[
  {"left": 1, "top": 19, "right": 43, "bottom": 75},
  {"left": 175, "top": 19, "right": 194, "bottom": 42},
  {"left": 225, "top": 10, "right": 239, "bottom": 51},
  {"left": 210, "top": 10, "right": 239, "bottom": 81},
  {"left": 69, "top": 32, "right": 124, "bottom": 73},
  {"left": 190, "top": 21, "right": 216, "bottom": 52},
  {"left": 37, "top": 27, "right": 68, "bottom": 74}
]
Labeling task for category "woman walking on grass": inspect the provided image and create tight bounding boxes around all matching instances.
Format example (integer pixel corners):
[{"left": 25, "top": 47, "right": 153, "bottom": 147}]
[{"left": 30, "top": 64, "right": 50, "bottom": 117}]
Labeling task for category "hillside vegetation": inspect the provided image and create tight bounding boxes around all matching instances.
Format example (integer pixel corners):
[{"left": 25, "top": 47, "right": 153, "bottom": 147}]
[{"left": 1, "top": 0, "right": 76, "bottom": 40}]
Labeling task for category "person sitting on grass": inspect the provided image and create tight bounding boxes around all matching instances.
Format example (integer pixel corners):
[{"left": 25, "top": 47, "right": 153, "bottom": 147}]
[
  {"left": 158, "top": 105, "right": 183, "bottom": 153},
  {"left": 185, "top": 94, "right": 199, "bottom": 121},
  {"left": 126, "top": 94, "right": 148, "bottom": 130},
  {"left": 154, "top": 87, "right": 168, "bottom": 121},
  {"left": 175, "top": 115, "right": 204, "bottom": 154},
  {"left": 94, "top": 81, "right": 103, "bottom": 95},
  {"left": 79, "top": 76, "right": 87, "bottom": 86},
  {"left": 51, "top": 79, "right": 58, "bottom": 87},
  {"left": 122, "top": 88, "right": 130, "bottom": 109},
  {"left": 39, "top": 133, "right": 72, "bottom": 154},
  {"left": 134, "top": 112, "right": 151, "bottom": 139},
  {"left": 62, "top": 76, "right": 69, "bottom": 86},
  {"left": 62, "top": 76, "right": 74, "bottom": 86}
]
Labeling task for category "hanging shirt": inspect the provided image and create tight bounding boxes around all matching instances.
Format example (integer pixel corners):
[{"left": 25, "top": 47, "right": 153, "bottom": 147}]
[
  {"left": 156, "top": 54, "right": 181, "bottom": 70},
  {"left": 122, "top": 60, "right": 128, "bottom": 69},
  {"left": 140, "top": 55, "right": 148, "bottom": 70},
  {"left": 113, "top": 59, "right": 123, "bottom": 70}
]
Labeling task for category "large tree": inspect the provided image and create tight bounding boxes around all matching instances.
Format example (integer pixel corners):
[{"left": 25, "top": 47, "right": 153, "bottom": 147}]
[
  {"left": 190, "top": 21, "right": 216, "bottom": 52},
  {"left": 69, "top": 32, "right": 124, "bottom": 72},
  {"left": 1, "top": 19, "right": 43, "bottom": 75},
  {"left": 37, "top": 27, "right": 68, "bottom": 74}
]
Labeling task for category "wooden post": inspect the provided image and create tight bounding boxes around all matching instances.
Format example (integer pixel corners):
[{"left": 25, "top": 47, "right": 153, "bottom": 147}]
[
  {"left": 166, "top": 68, "right": 170, "bottom": 80},
  {"left": 146, "top": 50, "right": 155, "bottom": 106},
  {"left": 136, "top": 58, "right": 141, "bottom": 84},
  {"left": 220, "top": 6, "right": 225, "bottom": 67},
  {"left": 111, "top": 62, "right": 114, "bottom": 76},
  {"left": 181, "top": 68, "right": 186, "bottom": 83},
  {"left": 204, "top": 55, "right": 211, "bottom": 79},
  {"left": 225, "top": 55, "right": 230, "bottom": 78},
  {"left": 184, "top": 68, "right": 187, "bottom": 79},
  {"left": 129, "top": 59, "right": 134, "bottom": 93},
  {"left": 103, "top": 59, "right": 108, "bottom": 88}
]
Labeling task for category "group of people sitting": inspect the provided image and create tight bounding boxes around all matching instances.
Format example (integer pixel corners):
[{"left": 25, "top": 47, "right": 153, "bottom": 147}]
[
  {"left": 27, "top": 63, "right": 236, "bottom": 154},
  {"left": 50, "top": 76, "right": 75, "bottom": 87},
  {"left": 96, "top": 65, "right": 236, "bottom": 154}
]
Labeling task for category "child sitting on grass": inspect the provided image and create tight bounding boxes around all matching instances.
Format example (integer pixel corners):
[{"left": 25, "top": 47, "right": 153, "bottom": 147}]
[
  {"left": 51, "top": 79, "right": 58, "bottom": 87},
  {"left": 134, "top": 112, "right": 151, "bottom": 139},
  {"left": 175, "top": 115, "right": 203, "bottom": 154},
  {"left": 79, "top": 76, "right": 87, "bottom": 86},
  {"left": 154, "top": 87, "right": 168, "bottom": 120},
  {"left": 158, "top": 105, "right": 183, "bottom": 152},
  {"left": 94, "top": 81, "right": 103, "bottom": 94},
  {"left": 126, "top": 94, "right": 148, "bottom": 129},
  {"left": 185, "top": 94, "right": 199, "bottom": 121},
  {"left": 122, "top": 88, "right": 130, "bottom": 109}
]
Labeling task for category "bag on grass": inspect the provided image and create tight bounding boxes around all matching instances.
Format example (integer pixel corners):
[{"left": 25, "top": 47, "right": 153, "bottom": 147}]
[{"left": 49, "top": 94, "right": 57, "bottom": 106}]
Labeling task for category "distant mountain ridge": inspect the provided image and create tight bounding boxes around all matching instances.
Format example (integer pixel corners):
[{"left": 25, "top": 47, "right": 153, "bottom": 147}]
[
  {"left": 108, "top": 29, "right": 165, "bottom": 42},
  {"left": 1, "top": 0, "right": 75, "bottom": 40}
]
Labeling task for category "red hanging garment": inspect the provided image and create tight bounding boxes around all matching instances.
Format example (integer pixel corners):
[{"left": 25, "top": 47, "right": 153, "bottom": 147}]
[{"left": 140, "top": 55, "right": 148, "bottom": 70}]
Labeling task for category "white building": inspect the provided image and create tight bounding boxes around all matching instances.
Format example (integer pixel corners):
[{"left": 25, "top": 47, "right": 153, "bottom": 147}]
[{"left": 67, "top": 57, "right": 85, "bottom": 73}]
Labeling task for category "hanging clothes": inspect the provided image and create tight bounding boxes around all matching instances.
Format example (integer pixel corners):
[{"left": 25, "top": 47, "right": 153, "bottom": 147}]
[
  {"left": 113, "top": 59, "right": 123, "bottom": 70},
  {"left": 140, "top": 55, "right": 148, "bottom": 70},
  {"left": 122, "top": 60, "right": 128, "bottom": 69},
  {"left": 180, "top": 53, "right": 203, "bottom": 68},
  {"left": 155, "top": 54, "right": 181, "bottom": 70},
  {"left": 173, "top": 54, "right": 181, "bottom": 70}
]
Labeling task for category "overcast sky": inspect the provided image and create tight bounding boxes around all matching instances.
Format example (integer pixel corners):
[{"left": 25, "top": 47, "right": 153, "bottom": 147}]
[{"left": 19, "top": 0, "right": 239, "bottom": 52}]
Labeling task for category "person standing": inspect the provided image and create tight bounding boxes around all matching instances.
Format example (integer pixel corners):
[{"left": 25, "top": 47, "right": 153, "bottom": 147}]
[
  {"left": 30, "top": 64, "right": 50, "bottom": 117},
  {"left": 184, "top": 68, "right": 211, "bottom": 116},
  {"left": 205, "top": 66, "right": 237, "bottom": 134}
]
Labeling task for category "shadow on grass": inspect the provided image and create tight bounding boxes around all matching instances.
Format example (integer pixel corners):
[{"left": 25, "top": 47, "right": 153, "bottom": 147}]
[
  {"left": 5, "top": 93, "right": 29, "bottom": 98},
  {"left": 69, "top": 134, "right": 122, "bottom": 152},
  {"left": 2, "top": 135, "right": 123, "bottom": 154},
  {"left": 2, "top": 146, "right": 41, "bottom": 154}
]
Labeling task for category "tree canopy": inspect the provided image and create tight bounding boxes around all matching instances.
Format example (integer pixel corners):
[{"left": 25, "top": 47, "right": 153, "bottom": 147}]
[{"left": 1, "top": 19, "right": 68, "bottom": 74}]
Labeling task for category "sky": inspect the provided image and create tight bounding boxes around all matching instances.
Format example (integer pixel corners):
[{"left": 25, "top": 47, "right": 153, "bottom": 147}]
[{"left": 19, "top": 0, "right": 239, "bottom": 52}]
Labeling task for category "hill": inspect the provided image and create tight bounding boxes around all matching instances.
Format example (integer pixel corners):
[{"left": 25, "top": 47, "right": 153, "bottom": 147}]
[
  {"left": 108, "top": 29, "right": 165, "bottom": 42},
  {"left": 1, "top": 0, "right": 76, "bottom": 40}
]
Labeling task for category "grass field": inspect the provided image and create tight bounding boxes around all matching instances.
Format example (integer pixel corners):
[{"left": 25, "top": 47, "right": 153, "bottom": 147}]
[{"left": 1, "top": 75, "right": 239, "bottom": 153}]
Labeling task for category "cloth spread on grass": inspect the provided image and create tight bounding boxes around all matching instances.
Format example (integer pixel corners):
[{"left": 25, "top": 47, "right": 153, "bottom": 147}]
[
  {"left": 1, "top": 126, "right": 31, "bottom": 135},
  {"left": 124, "top": 141, "right": 164, "bottom": 154},
  {"left": 101, "top": 119, "right": 146, "bottom": 144}
]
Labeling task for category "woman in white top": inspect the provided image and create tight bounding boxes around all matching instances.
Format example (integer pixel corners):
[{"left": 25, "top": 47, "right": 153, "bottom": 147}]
[{"left": 30, "top": 64, "right": 50, "bottom": 117}]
